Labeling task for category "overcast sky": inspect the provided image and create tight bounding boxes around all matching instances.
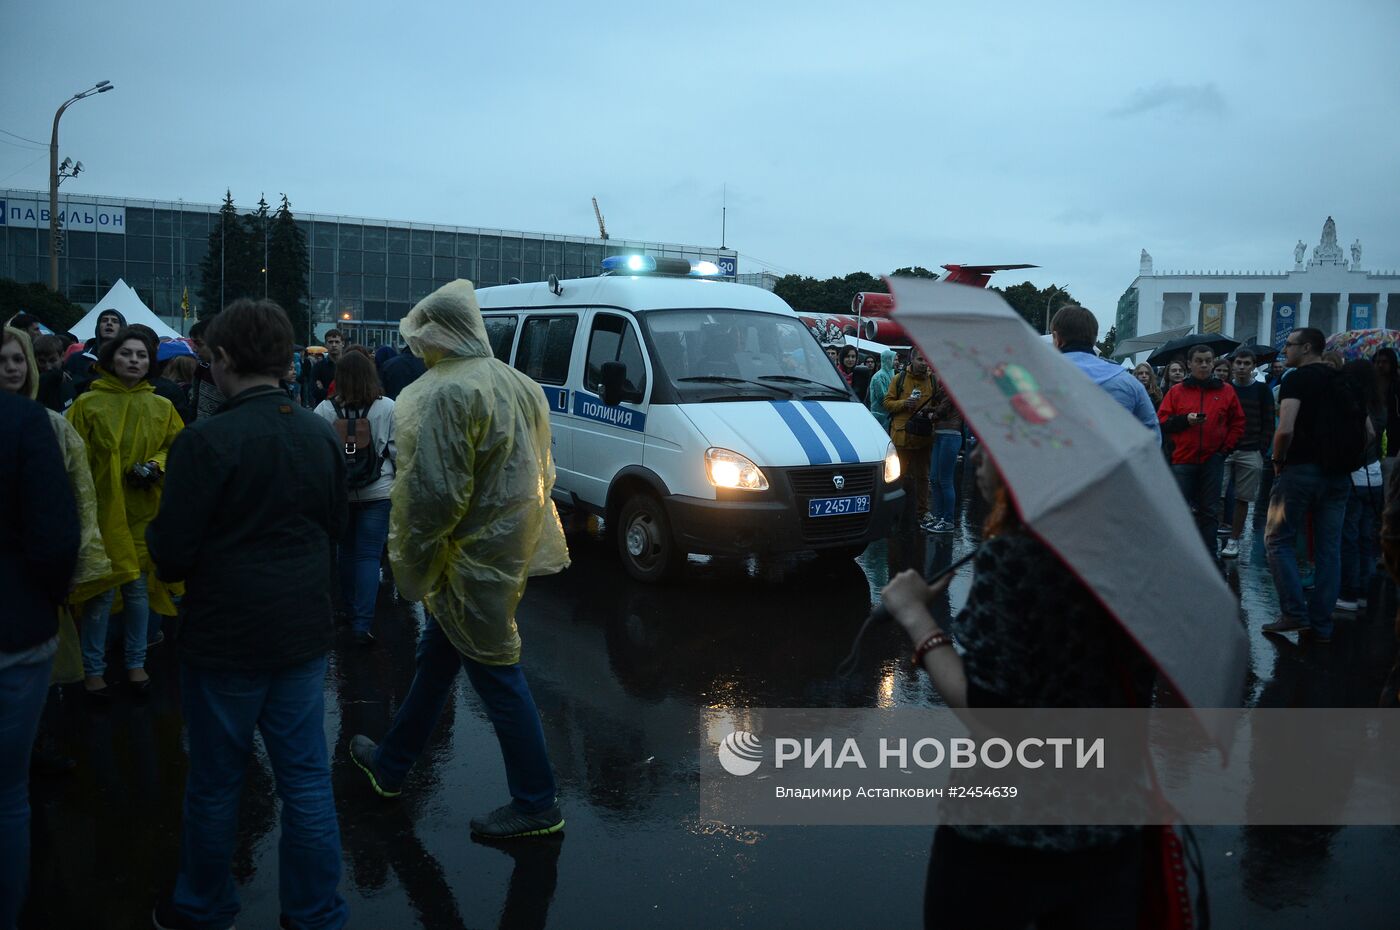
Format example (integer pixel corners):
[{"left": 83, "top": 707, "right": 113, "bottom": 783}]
[{"left": 4, "top": 0, "right": 1398, "bottom": 328}]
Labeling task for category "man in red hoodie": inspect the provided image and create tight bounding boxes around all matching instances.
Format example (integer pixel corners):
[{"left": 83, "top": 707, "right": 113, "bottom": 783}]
[{"left": 1159, "top": 344, "right": 1245, "bottom": 555}]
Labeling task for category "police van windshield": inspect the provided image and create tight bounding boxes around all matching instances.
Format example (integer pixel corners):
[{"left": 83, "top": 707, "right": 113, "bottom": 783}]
[{"left": 640, "top": 309, "right": 851, "bottom": 402}]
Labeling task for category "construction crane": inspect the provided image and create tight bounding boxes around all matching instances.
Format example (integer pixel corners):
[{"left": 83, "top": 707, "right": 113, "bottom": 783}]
[{"left": 592, "top": 197, "right": 609, "bottom": 240}]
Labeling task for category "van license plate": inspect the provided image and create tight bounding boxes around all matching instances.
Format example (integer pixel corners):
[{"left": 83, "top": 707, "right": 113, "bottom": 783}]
[{"left": 807, "top": 495, "right": 871, "bottom": 518}]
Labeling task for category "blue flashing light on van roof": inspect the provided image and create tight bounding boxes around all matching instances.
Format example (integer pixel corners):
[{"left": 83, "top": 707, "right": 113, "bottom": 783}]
[{"left": 600, "top": 255, "right": 723, "bottom": 277}]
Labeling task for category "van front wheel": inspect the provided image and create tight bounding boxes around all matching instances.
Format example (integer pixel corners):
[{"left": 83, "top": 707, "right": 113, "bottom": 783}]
[{"left": 617, "top": 494, "right": 685, "bottom": 583}]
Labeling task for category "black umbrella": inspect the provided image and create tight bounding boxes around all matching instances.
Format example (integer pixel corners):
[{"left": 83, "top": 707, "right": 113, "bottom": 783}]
[
  {"left": 1228, "top": 343, "right": 1277, "bottom": 365},
  {"left": 1146, "top": 333, "right": 1240, "bottom": 366}
]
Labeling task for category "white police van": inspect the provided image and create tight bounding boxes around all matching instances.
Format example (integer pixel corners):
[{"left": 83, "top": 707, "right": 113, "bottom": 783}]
[{"left": 476, "top": 256, "right": 904, "bottom": 582}]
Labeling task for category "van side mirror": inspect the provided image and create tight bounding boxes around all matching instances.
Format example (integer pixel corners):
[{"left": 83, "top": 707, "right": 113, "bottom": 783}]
[{"left": 601, "top": 361, "right": 627, "bottom": 407}]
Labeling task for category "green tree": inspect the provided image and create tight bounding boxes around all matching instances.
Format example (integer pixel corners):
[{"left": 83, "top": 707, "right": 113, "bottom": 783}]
[
  {"left": 267, "top": 194, "right": 311, "bottom": 342},
  {"left": 197, "top": 191, "right": 257, "bottom": 318},
  {"left": 1096, "top": 324, "right": 1118, "bottom": 359},
  {"left": 0, "top": 278, "right": 86, "bottom": 333},
  {"left": 890, "top": 266, "right": 939, "bottom": 279},
  {"left": 993, "top": 281, "right": 1078, "bottom": 333}
]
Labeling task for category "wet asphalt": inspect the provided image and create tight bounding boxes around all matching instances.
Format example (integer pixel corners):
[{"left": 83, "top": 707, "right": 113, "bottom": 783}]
[{"left": 24, "top": 459, "right": 1400, "bottom": 929}]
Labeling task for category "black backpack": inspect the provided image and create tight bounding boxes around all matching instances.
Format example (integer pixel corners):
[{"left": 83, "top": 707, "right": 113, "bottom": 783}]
[
  {"left": 1316, "top": 368, "right": 1370, "bottom": 476},
  {"left": 331, "top": 400, "right": 388, "bottom": 490}
]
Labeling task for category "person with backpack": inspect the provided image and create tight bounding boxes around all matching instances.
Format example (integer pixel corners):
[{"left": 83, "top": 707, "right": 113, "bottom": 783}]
[
  {"left": 314, "top": 351, "right": 396, "bottom": 646},
  {"left": 1263, "top": 327, "right": 1372, "bottom": 643}
]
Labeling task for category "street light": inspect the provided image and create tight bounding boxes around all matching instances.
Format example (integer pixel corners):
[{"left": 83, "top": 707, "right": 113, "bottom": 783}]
[
  {"left": 49, "top": 80, "right": 115, "bottom": 291},
  {"left": 1043, "top": 285, "right": 1061, "bottom": 336}
]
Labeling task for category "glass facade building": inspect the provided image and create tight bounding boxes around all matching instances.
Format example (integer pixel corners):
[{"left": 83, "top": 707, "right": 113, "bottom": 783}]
[{"left": 0, "top": 188, "right": 737, "bottom": 344}]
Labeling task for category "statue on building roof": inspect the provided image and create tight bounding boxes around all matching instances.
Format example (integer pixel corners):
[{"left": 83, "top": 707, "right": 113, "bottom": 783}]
[
  {"left": 1139, "top": 249, "right": 1153, "bottom": 276},
  {"left": 1351, "top": 239, "right": 1362, "bottom": 268},
  {"left": 1309, "top": 216, "right": 1346, "bottom": 267},
  {"left": 1294, "top": 240, "right": 1306, "bottom": 266}
]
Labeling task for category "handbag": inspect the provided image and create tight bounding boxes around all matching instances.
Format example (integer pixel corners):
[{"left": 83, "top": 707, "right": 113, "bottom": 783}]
[{"left": 1119, "top": 666, "right": 1208, "bottom": 930}]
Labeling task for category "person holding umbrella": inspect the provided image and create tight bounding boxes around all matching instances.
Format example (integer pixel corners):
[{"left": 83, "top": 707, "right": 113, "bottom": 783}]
[
  {"left": 1158, "top": 345, "right": 1244, "bottom": 555},
  {"left": 882, "top": 443, "right": 1156, "bottom": 927}
]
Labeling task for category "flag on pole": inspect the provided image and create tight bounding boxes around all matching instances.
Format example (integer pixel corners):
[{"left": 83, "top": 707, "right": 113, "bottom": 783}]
[{"left": 181, "top": 287, "right": 190, "bottom": 319}]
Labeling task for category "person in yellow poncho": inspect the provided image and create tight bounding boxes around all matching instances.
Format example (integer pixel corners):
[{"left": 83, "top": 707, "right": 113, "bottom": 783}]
[
  {"left": 349, "top": 279, "right": 570, "bottom": 840},
  {"left": 64, "top": 326, "right": 183, "bottom": 699},
  {"left": 1, "top": 327, "right": 112, "bottom": 689}
]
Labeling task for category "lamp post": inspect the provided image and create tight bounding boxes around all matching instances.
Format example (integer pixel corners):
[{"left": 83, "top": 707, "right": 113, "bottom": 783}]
[
  {"left": 1043, "top": 285, "right": 1061, "bottom": 336},
  {"left": 49, "top": 80, "right": 115, "bottom": 291}
]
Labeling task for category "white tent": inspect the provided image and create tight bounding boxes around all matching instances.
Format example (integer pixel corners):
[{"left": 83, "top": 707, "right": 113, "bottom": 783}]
[{"left": 68, "top": 279, "right": 182, "bottom": 342}]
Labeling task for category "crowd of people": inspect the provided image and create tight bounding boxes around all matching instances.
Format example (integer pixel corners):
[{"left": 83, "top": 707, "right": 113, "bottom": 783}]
[
  {"left": 8, "top": 286, "right": 1400, "bottom": 929},
  {"left": 3, "top": 282, "right": 568, "bottom": 930}
]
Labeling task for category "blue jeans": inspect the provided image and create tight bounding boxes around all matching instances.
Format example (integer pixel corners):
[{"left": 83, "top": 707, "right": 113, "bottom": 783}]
[
  {"left": 338, "top": 499, "right": 391, "bottom": 634},
  {"left": 172, "top": 656, "right": 347, "bottom": 930},
  {"left": 80, "top": 576, "right": 148, "bottom": 678},
  {"left": 1171, "top": 455, "right": 1225, "bottom": 554},
  {"left": 0, "top": 653, "right": 53, "bottom": 929},
  {"left": 376, "top": 618, "right": 557, "bottom": 813},
  {"left": 1341, "top": 482, "right": 1383, "bottom": 600},
  {"left": 928, "top": 431, "right": 962, "bottom": 522},
  {"left": 1266, "top": 465, "right": 1351, "bottom": 636}
]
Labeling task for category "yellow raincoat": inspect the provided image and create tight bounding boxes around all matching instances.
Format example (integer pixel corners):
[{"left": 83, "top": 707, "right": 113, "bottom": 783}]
[
  {"left": 65, "top": 367, "right": 185, "bottom": 612},
  {"left": 4, "top": 326, "right": 112, "bottom": 592},
  {"left": 391, "top": 279, "right": 570, "bottom": 664}
]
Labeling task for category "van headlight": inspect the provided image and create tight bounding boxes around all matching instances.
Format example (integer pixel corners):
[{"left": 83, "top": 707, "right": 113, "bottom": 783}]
[
  {"left": 705, "top": 447, "right": 769, "bottom": 491},
  {"left": 883, "top": 442, "right": 901, "bottom": 483}
]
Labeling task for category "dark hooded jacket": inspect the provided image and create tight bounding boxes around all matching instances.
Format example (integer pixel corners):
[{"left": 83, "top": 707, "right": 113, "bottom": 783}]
[{"left": 63, "top": 308, "right": 127, "bottom": 382}]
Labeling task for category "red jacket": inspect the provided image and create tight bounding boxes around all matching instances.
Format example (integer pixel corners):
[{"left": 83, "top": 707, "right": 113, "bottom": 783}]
[{"left": 1158, "top": 378, "right": 1245, "bottom": 465}]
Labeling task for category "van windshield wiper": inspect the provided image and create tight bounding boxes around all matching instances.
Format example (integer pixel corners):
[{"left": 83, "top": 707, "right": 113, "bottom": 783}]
[
  {"left": 676, "top": 376, "right": 792, "bottom": 396},
  {"left": 757, "top": 374, "right": 842, "bottom": 389}
]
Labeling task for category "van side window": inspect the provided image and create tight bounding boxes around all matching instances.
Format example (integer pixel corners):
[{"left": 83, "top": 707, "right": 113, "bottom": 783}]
[
  {"left": 484, "top": 316, "right": 518, "bottom": 362},
  {"left": 585, "top": 315, "right": 647, "bottom": 400},
  {"left": 515, "top": 315, "right": 577, "bottom": 385}
]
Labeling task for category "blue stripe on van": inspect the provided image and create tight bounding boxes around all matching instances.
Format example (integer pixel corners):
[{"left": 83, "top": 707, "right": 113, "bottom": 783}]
[
  {"left": 769, "top": 400, "right": 831, "bottom": 465},
  {"left": 800, "top": 401, "right": 860, "bottom": 463}
]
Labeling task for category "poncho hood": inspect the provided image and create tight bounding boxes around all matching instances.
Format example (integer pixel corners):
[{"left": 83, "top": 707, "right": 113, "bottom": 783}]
[{"left": 400, "top": 279, "right": 491, "bottom": 366}]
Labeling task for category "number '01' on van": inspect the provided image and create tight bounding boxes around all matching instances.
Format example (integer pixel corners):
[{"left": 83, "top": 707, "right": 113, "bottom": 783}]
[{"left": 476, "top": 264, "right": 904, "bottom": 582}]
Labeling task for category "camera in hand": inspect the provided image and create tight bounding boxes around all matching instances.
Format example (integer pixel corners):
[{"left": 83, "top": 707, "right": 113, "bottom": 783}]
[{"left": 127, "top": 461, "right": 160, "bottom": 488}]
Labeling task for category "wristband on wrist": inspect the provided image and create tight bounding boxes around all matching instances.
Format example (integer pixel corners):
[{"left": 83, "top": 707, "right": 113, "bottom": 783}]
[{"left": 911, "top": 630, "right": 953, "bottom": 671}]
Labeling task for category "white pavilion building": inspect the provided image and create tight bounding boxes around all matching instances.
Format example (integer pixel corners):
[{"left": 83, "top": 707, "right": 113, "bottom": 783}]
[{"left": 1113, "top": 217, "right": 1400, "bottom": 358}]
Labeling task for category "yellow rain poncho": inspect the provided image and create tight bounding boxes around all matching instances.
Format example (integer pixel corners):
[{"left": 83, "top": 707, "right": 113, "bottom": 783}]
[
  {"left": 65, "top": 366, "right": 184, "bottom": 612},
  {"left": 390, "top": 279, "right": 570, "bottom": 664},
  {"left": 6, "top": 326, "right": 111, "bottom": 683},
  {"left": 4, "top": 326, "right": 111, "bottom": 592}
]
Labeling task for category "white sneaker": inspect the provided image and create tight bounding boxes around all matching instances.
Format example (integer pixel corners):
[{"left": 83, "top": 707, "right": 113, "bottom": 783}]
[
  {"left": 931, "top": 518, "right": 954, "bottom": 534},
  {"left": 1335, "top": 598, "right": 1358, "bottom": 613},
  {"left": 1220, "top": 538, "right": 1240, "bottom": 559}
]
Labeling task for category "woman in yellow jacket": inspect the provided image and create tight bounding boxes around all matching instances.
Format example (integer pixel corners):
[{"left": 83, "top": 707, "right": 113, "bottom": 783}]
[
  {"left": 65, "top": 326, "right": 182, "bottom": 699},
  {"left": 1, "top": 327, "right": 112, "bottom": 680}
]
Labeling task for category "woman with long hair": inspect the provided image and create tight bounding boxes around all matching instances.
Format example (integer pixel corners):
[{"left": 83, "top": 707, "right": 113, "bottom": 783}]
[
  {"left": 1164, "top": 359, "right": 1187, "bottom": 391},
  {"left": 882, "top": 443, "right": 1155, "bottom": 928},
  {"left": 315, "top": 350, "right": 396, "bottom": 645},
  {"left": 836, "top": 344, "right": 859, "bottom": 388},
  {"left": 1132, "top": 362, "right": 1163, "bottom": 410},
  {"left": 64, "top": 326, "right": 183, "bottom": 698}
]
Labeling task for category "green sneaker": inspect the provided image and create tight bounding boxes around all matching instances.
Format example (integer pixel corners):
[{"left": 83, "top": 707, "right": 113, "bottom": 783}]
[
  {"left": 470, "top": 802, "right": 565, "bottom": 839},
  {"left": 350, "top": 735, "right": 402, "bottom": 799}
]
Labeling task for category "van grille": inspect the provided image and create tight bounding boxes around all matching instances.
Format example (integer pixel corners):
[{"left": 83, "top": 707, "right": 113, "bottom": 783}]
[
  {"left": 788, "top": 466, "right": 877, "bottom": 542},
  {"left": 787, "top": 466, "right": 876, "bottom": 497}
]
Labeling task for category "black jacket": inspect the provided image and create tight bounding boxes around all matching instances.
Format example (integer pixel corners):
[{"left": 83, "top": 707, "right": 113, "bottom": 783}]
[
  {"left": 381, "top": 349, "right": 427, "bottom": 400},
  {"left": 1, "top": 392, "right": 79, "bottom": 654},
  {"left": 147, "top": 384, "right": 347, "bottom": 671}
]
